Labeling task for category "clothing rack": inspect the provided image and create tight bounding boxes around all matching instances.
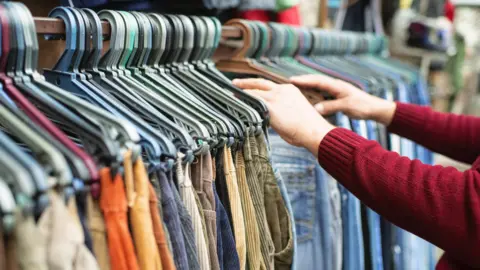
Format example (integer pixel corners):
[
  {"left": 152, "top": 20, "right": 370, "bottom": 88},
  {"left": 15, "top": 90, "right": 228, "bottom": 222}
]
[{"left": 33, "top": 16, "right": 242, "bottom": 38}]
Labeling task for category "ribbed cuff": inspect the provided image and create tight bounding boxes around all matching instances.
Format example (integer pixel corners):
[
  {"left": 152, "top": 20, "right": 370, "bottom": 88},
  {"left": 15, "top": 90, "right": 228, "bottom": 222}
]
[
  {"left": 317, "top": 128, "right": 368, "bottom": 180},
  {"left": 387, "top": 102, "right": 427, "bottom": 136}
]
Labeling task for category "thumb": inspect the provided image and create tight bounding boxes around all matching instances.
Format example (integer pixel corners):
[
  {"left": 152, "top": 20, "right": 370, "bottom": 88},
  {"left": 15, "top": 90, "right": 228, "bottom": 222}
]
[{"left": 314, "top": 99, "right": 345, "bottom": 115}]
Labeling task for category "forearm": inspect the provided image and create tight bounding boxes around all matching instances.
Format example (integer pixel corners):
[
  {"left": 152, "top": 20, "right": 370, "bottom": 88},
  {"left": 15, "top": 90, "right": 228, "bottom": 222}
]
[
  {"left": 386, "top": 102, "right": 480, "bottom": 164},
  {"left": 317, "top": 128, "right": 480, "bottom": 267}
]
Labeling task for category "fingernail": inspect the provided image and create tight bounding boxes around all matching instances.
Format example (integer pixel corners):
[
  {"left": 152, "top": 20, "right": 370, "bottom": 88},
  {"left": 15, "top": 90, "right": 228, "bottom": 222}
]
[
  {"left": 232, "top": 79, "right": 239, "bottom": 83},
  {"left": 314, "top": 103, "right": 324, "bottom": 113}
]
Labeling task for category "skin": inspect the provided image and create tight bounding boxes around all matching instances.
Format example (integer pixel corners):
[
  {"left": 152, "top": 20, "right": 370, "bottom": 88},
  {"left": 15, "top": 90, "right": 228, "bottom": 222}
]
[{"left": 232, "top": 74, "right": 397, "bottom": 157}]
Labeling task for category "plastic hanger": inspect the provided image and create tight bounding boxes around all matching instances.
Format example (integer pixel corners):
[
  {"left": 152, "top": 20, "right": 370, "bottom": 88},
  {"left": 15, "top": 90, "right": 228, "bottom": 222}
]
[
  {"left": 172, "top": 15, "right": 246, "bottom": 141},
  {"left": 99, "top": 10, "right": 210, "bottom": 156},
  {"left": 2, "top": 4, "right": 120, "bottom": 179},
  {"left": 216, "top": 19, "right": 326, "bottom": 105},
  {"left": 0, "top": 14, "right": 41, "bottom": 215},
  {"left": 86, "top": 11, "right": 194, "bottom": 161},
  {"left": 216, "top": 20, "right": 300, "bottom": 84},
  {"left": 4, "top": 3, "right": 95, "bottom": 184},
  {"left": 125, "top": 12, "right": 227, "bottom": 145},
  {"left": 74, "top": 8, "right": 172, "bottom": 165},
  {"left": 1, "top": 3, "right": 101, "bottom": 193},
  {"left": 122, "top": 12, "right": 224, "bottom": 151},
  {"left": 0, "top": 125, "right": 50, "bottom": 215},
  {"left": 93, "top": 10, "right": 195, "bottom": 162},
  {"left": 0, "top": 3, "right": 75, "bottom": 189},
  {"left": 192, "top": 16, "right": 263, "bottom": 123},
  {"left": 173, "top": 16, "right": 263, "bottom": 138},
  {"left": 192, "top": 17, "right": 269, "bottom": 129},
  {"left": 35, "top": 7, "right": 143, "bottom": 173},
  {"left": 78, "top": 10, "right": 178, "bottom": 166},
  {"left": 152, "top": 14, "right": 241, "bottom": 144},
  {"left": 0, "top": 97, "right": 72, "bottom": 188}
]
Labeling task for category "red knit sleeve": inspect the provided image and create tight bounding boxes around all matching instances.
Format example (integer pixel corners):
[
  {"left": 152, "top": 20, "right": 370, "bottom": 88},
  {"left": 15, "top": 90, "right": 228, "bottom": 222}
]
[
  {"left": 388, "top": 102, "right": 480, "bottom": 164},
  {"left": 318, "top": 128, "right": 480, "bottom": 268}
]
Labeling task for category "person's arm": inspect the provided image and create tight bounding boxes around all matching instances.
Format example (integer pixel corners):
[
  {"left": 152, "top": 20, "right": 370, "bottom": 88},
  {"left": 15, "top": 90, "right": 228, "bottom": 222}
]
[
  {"left": 388, "top": 102, "right": 480, "bottom": 164},
  {"left": 318, "top": 127, "right": 480, "bottom": 268},
  {"left": 289, "top": 74, "right": 480, "bottom": 164}
]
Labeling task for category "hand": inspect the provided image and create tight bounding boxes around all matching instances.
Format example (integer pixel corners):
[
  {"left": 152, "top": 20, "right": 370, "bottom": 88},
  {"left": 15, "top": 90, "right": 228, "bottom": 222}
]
[
  {"left": 290, "top": 74, "right": 397, "bottom": 125},
  {"left": 232, "top": 78, "right": 335, "bottom": 156}
]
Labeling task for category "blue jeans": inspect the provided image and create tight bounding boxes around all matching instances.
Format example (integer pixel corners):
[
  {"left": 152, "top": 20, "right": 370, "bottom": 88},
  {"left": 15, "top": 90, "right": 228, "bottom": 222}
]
[
  {"left": 269, "top": 130, "right": 330, "bottom": 270},
  {"left": 334, "top": 114, "right": 365, "bottom": 270},
  {"left": 272, "top": 167, "right": 297, "bottom": 270}
]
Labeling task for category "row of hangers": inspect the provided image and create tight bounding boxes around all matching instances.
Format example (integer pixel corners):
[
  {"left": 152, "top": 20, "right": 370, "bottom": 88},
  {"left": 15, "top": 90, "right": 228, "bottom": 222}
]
[
  {"left": 215, "top": 19, "right": 387, "bottom": 104},
  {"left": 0, "top": 2, "right": 270, "bottom": 232}
]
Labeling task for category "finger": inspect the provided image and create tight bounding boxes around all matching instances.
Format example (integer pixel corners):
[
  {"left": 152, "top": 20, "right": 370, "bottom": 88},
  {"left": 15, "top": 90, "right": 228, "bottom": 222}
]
[
  {"left": 232, "top": 78, "right": 277, "bottom": 91},
  {"left": 244, "top": 89, "right": 274, "bottom": 101},
  {"left": 314, "top": 99, "right": 345, "bottom": 115},
  {"left": 290, "top": 74, "right": 346, "bottom": 96}
]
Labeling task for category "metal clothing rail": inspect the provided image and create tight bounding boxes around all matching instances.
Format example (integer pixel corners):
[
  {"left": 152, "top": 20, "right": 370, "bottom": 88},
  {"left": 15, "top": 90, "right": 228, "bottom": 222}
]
[{"left": 34, "top": 16, "right": 242, "bottom": 38}]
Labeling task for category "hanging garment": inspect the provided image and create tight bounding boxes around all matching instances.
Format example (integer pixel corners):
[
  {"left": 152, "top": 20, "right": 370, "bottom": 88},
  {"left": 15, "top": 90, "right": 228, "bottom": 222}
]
[
  {"left": 177, "top": 156, "right": 211, "bottom": 270},
  {"left": 244, "top": 135, "right": 275, "bottom": 269},
  {"left": 215, "top": 148, "right": 233, "bottom": 227},
  {"left": 38, "top": 191, "right": 99, "bottom": 270},
  {"left": 86, "top": 193, "right": 111, "bottom": 270},
  {"left": 99, "top": 168, "right": 140, "bottom": 270},
  {"left": 191, "top": 152, "right": 220, "bottom": 270},
  {"left": 129, "top": 154, "right": 163, "bottom": 270},
  {"left": 170, "top": 169, "right": 202, "bottom": 270},
  {"left": 151, "top": 167, "right": 191, "bottom": 270},
  {"left": 268, "top": 130, "right": 330, "bottom": 270},
  {"left": 235, "top": 150, "right": 266, "bottom": 270},
  {"left": 270, "top": 165, "right": 298, "bottom": 270},
  {"left": 14, "top": 209, "right": 47, "bottom": 270},
  {"left": 256, "top": 134, "right": 294, "bottom": 270},
  {"left": 223, "top": 147, "right": 247, "bottom": 270},
  {"left": 74, "top": 182, "right": 94, "bottom": 254},
  {"left": 148, "top": 182, "right": 177, "bottom": 270},
  {"left": 213, "top": 181, "right": 240, "bottom": 270}
]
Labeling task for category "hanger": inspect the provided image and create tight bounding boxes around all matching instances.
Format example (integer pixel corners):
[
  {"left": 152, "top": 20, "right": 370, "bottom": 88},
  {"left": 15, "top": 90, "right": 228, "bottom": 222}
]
[
  {"left": 72, "top": 8, "right": 174, "bottom": 165},
  {"left": 123, "top": 12, "right": 226, "bottom": 152},
  {"left": 77, "top": 9, "right": 179, "bottom": 166},
  {"left": 93, "top": 10, "right": 196, "bottom": 162},
  {"left": 171, "top": 16, "right": 264, "bottom": 140},
  {"left": 3, "top": 3, "right": 96, "bottom": 185},
  {"left": 173, "top": 15, "right": 246, "bottom": 140},
  {"left": 99, "top": 10, "right": 211, "bottom": 156},
  {"left": 0, "top": 4, "right": 118, "bottom": 182},
  {"left": 125, "top": 12, "right": 229, "bottom": 145},
  {"left": 6, "top": 4, "right": 101, "bottom": 191},
  {"left": 0, "top": 3, "right": 76, "bottom": 190},
  {"left": 215, "top": 19, "right": 326, "bottom": 105},
  {"left": 0, "top": 126, "right": 50, "bottom": 215},
  {"left": 188, "top": 17, "right": 267, "bottom": 133},
  {"left": 152, "top": 14, "right": 242, "bottom": 144},
  {"left": 36, "top": 7, "right": 143, "bottom": 174},
  {"left": 0, "top": 97, "right": 72, "bottom": 189},
  {"left": 191, "top": 18, "right": 269, "bottom": 131}
]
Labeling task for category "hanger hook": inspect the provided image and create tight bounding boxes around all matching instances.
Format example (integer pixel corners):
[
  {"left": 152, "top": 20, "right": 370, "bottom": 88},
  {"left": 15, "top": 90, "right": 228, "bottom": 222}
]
[
  {"left": 82, "top": 8, "right": 103, "bottom": 70},
  {"left": 98, "top": 9, "right": 124, "bottom": 70},
  {"left": 0, "top": 4, "right": 11, "bottom": 74},
  {"left": 146, "top": 13, "right": 167, "bottom": 68},
  {"left": 46, "top": 7, "right": 78, "bottom": 72},
  {"left": 2, "top": 2, "right": 26, "bottom": 76},
  {"left": 117, "top": 11, "right": 137, "bottom": 70}
]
